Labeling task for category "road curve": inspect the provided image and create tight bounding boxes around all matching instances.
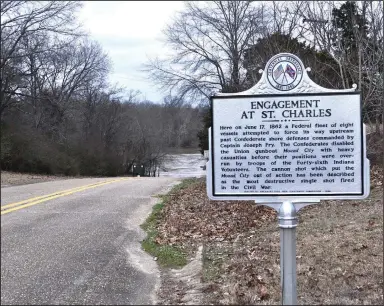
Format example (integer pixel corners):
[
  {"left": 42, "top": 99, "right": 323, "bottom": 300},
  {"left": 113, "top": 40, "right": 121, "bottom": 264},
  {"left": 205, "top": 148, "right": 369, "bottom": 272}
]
[{"left": 1, "top": 177, "right": 179, "bottom": 305}]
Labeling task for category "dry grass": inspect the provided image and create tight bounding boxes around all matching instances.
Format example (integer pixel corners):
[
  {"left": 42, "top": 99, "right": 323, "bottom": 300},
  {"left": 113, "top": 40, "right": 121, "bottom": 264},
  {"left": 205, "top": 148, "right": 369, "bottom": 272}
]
[
  {"left": 0, "top": 170, "right": 73, "bottom": 186},
  {"left": 155, "top": 167, "right": 383, "bottom": 305}
]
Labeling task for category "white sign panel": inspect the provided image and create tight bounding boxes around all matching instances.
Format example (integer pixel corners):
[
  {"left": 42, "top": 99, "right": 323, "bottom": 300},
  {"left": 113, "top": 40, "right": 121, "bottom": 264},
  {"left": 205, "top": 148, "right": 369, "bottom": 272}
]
[
  {"left": 208, "top": 53, "right": 369, "bottom": 200},
  {"left": 211, "top": 92, "right": 364, "bottom": 197}
]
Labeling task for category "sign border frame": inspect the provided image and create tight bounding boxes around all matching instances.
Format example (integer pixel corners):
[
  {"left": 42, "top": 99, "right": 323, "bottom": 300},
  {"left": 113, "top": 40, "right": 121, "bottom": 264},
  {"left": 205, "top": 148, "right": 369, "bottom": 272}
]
[{"left": 210, "top": 91, "right": 364, "bottom": 197}]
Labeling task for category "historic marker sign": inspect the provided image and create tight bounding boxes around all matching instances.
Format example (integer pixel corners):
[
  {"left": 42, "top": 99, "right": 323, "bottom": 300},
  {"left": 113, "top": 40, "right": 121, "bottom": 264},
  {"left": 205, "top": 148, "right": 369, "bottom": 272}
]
[
  {"left": 207, "top": 53, "right": 370, "bottom": 305},
  {"left": 212, "top": 92, "right": 363, "bottom": 196},
  {"left": 208, "top": 53, "right": 369, "bottom": 200}
]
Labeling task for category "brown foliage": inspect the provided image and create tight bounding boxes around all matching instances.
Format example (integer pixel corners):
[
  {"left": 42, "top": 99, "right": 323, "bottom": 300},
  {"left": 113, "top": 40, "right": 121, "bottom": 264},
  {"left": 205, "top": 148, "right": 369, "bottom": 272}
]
[
  {"left": 156, "top": 180, "right": 276, "bottom": 249},
  {"left": 157, "top": 169, "right": 383, "bottom": 305}
]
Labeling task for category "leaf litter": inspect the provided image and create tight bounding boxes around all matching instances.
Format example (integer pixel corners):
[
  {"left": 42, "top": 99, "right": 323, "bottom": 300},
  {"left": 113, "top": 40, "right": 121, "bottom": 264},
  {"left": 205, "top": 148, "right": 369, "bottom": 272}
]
[{"left": 155, "top": 166, "right": 383, "bottom": 305}]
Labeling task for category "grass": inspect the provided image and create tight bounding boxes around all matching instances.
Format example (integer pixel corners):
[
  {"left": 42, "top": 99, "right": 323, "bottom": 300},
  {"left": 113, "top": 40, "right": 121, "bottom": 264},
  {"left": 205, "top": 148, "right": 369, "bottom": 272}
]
[
  {"left": 140, "top": 178, "right": 200, "bottom": 268},
  {"left": 201, "top": 241, "right": 231, "bottom": 285},
  {"left": 141, "top": 202, "right": 186, "bottom": 268}
]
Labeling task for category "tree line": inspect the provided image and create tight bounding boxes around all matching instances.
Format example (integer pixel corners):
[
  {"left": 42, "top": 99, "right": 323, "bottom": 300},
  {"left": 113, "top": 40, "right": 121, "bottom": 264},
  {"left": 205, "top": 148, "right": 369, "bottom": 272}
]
[
  {"left": 1, "top": 1, "right": 382, "bottom": 176},
  {"left": 0, "top": 1, "right": 202, "bottom": 176},
  {"left": 144, "top": 1, "right": 383, "bottom": 162}
]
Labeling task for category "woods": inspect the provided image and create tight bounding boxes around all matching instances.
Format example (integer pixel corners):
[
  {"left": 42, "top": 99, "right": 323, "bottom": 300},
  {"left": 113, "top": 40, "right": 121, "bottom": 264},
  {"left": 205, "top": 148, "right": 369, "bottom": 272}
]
[
  {"left": 1, "top": 1, "right": 383, "bottom": 176},
  {"left": 145, "top": 1, "right": 383, "bottom": 160},
  {"left": 0, "top": 1, "right": 202, "bottom": 176}
]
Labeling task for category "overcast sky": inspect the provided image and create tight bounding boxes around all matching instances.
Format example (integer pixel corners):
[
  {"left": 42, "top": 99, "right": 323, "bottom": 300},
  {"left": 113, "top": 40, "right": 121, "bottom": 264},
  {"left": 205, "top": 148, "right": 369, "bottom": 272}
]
[{"left": 77, "top": 1, "right": 185, "bottom": 102}]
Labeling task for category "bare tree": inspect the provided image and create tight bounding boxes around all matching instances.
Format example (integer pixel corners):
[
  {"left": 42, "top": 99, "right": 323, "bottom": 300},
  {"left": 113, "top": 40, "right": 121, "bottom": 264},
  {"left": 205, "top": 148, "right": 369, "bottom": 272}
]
[
  {"left": 297, "top": 2, "right": 382, "bottom": 126},
  {"left": 266, "top": 1, "right": 307, "bottom": 37},
  {"left": 0, "top": 1, "right": 83, "bottom": 117},
  {"left": 0, "top": 1, "right": 209, "bottom": 176},
  {"left": 144, "top": 1, "right": 267, "bottom": 102}
]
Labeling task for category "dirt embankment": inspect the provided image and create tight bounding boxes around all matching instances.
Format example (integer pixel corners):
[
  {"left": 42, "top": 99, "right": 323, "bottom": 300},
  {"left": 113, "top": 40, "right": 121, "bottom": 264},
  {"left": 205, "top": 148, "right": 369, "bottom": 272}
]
[{"left": 154, "top": 167, "right": 383, "bottom": 305}]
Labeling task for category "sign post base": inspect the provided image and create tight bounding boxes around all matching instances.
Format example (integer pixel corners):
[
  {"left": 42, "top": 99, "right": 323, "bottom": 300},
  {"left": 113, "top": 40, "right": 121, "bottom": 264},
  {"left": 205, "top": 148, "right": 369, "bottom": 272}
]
[
  {"left": 278, "top": 201, "right": 298, "bottom": 305},
  {"left": 256, "top": 201, "right": 316, "bottom": 305}
]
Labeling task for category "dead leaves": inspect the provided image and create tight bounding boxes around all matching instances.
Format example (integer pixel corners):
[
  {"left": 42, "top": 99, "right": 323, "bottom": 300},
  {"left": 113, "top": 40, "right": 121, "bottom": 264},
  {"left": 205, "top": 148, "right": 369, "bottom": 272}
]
[
  {"left": 156, "top": 173, "right": 383, "bottom": 305},
  {"left": 371, "top": 165, "right": 383, "bottom": 188},
  {"left": 156, "top": 180, "right": 276, "bottom": 248},
  {"left": 352, "top": 243, "right": 368, "bottom": 252},
  {"left": 258, "top": 284, "right": 269, "bottom": 300},
  {"left": 153, "top": 179, "right": 278, "bottom": 304}
]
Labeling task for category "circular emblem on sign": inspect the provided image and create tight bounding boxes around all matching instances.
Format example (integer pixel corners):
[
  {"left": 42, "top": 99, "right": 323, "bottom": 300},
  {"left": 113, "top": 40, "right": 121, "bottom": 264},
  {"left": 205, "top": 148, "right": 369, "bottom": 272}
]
[{"left": 266, "top": 54, "right": 303, "bottom": 91}]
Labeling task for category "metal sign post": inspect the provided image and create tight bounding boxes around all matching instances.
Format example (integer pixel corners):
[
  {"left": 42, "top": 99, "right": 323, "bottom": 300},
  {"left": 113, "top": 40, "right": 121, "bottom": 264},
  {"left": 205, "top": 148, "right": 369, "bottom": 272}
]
[
  {"left": 278, "top": 201, "right": 297, "bottom": 305},
  {"left": 252, "top": 199, "right": 322, "bottom": 305},
  {"left": 206, "top": 53, "right": 370, "bottom": 304}
]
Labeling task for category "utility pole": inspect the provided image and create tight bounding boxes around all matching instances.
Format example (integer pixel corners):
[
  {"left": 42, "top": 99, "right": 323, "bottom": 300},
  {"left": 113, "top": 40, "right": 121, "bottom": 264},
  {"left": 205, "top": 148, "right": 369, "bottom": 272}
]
[{"left": 351, "top": 13, "right": 363, "bottom": 91}]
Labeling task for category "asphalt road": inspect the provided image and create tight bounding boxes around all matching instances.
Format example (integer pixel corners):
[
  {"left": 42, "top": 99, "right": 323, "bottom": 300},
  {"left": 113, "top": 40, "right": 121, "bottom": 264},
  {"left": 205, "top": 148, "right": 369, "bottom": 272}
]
[{"left": 1, "top": 176, "right": 179, "bottom": 305}]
